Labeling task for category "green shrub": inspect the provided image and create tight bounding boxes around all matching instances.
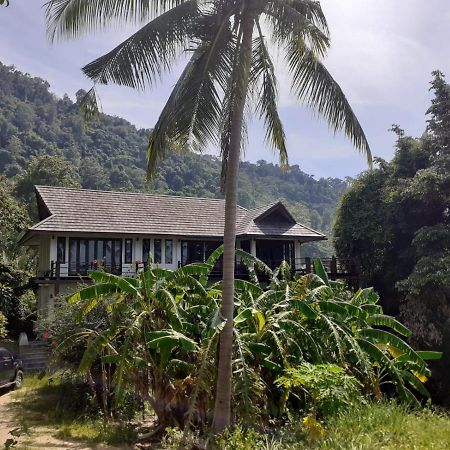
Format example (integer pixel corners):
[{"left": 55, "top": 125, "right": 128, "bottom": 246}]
[{"left": 276, "top": 363, "right": 364, "bottom": 417}]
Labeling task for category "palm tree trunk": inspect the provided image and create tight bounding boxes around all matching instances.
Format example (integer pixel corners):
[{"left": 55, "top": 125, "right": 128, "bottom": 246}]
[{"left": 212, "top": 12, "right": 255, "bottom": 433}]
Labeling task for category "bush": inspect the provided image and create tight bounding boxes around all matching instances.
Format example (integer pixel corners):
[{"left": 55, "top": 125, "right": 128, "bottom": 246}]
[
  {"left": 276, "top": 363, "right": 364, "bottom": 417},
  {"left": 0, "top": 311, "right": 7, "bottom": 338}
]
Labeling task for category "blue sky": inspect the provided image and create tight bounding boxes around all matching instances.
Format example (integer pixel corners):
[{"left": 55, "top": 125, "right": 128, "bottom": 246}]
[{"left": 1, "top": 0, "right": 449, "bottom": 179}]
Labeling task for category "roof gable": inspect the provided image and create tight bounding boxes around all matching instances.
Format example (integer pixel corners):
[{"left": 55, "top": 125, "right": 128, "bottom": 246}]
[{"left": 253, "top": 202, "right": 296, "bottom": 224}]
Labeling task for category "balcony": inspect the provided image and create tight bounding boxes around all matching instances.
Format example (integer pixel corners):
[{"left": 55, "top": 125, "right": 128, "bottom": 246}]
[{"left": 34, "top": 256, "right": 359, "bottom": 283}]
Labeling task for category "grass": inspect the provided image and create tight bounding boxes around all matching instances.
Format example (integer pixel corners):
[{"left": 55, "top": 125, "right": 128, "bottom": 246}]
[
  {"left": 8, "top": 375, "right": 450, "bottom": 449},
  {"left": 317, "top": 401, "right": 450, "bottom": 450},
  {"left": 9, "top": 373, "right": 137, "bottom": 446},
  {"left": 162, "top": 402, "right": 450, "bottom": 450}
]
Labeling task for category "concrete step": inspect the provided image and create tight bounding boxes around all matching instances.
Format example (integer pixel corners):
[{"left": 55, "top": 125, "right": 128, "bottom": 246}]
[
  {"left": 20, "top": 355, "right": 50, "bottom": 362},
  {"left": 23, "top": 363, "right": 47, "bottom": 371},
  {"left": 19, "top": 340, "right": 51, "bottom": 371},
  {"left": 20, "top": 349, "right": 51, "bottom": 356}
]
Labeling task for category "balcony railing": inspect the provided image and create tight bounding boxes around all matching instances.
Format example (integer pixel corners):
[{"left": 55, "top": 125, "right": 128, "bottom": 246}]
[{"left": 41, "top": 256, "right": 359, "bottom": 281}]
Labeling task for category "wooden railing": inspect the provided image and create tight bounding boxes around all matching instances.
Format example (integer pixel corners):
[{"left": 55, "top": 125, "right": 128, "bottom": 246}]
[{"left": 43, "top": 256, "right": 359, "bottom": 282}]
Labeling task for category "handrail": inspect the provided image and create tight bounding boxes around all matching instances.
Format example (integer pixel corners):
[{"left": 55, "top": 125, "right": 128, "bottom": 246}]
[{"left": 43, "top": 256, "right": 359, "bottom": 279}]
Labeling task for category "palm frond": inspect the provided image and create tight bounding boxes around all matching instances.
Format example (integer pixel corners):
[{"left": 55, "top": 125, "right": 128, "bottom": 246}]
[
  {"left": 250, "top": 22, "right": 288, "bottom": 168},
  {"left": 287, "top": 0, "right": 329, "bottom": 34},
  {"left": 45, "top": 0, "right": 186, "bottom": 41},
  {"left": 146, "top": 13, "right": 236, "bottom": 179},
  {"left": 265, "top": 0, "right": 329, "bottom": 56},
  {"left": 82, "top": 1, "right": 198, "bottom": 90},
  {"left": 286, "top": 40, "right": 372, "bottom": 164}
]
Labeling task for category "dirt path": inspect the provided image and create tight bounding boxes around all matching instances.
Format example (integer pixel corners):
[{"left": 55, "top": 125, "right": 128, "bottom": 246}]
[
  {"left": 0, "top": 389, "right": 17, "bottom": 445},
  {"left": 0, "top": 389, "right": 131, "bottom": 450}
]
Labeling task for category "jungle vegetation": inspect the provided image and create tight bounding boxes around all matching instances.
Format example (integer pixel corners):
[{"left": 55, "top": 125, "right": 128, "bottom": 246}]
[{"left": 334, "top": 71, "right": 450, "bottom": 406}]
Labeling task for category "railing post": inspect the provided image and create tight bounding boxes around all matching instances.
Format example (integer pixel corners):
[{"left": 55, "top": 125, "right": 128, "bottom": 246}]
[{"left": 305, "top": 257, "right": 311, "bottom": 274}]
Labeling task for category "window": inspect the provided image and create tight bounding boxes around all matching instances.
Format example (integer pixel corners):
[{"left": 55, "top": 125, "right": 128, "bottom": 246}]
[
  {"left": 68, "top": 238, "right": 122, "bottom": 275},
  {"left": 143, "top": 239, "right": 151, "bottom": 263},
  {"left": 57, "top": 237, "right": 66, "bottom": 263},
  {"left": 125, "top": 239, "right": 133, "bottom": 264},
  {"left": 165, "top": 240, "right": 173, "bottom": 264},
  {"left": 154, "top": 239, "right": 162, "bottom": 264}
]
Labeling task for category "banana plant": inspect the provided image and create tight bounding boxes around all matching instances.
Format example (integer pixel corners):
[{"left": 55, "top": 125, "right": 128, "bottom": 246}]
[
  {"left": 63, "top": 261, "right": 223, "bottom": 430},
  {"left": 229, "top": 259, "right": 442, "bottom": 418}
]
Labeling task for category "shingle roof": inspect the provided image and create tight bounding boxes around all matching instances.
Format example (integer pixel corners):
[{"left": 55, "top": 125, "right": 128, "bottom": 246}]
[{"left": 22, "top": 186, "right": 326, "bottom": 242}]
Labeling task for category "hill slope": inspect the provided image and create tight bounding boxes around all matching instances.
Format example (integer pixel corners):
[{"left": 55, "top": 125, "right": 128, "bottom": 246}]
[{"left": 0, "top": 62, "right": 347, "bottom": 256}]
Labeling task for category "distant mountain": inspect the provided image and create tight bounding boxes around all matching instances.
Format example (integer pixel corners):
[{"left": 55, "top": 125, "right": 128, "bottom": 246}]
[{"left": 0, "top": 62, "right": 347, "bottom": 256}]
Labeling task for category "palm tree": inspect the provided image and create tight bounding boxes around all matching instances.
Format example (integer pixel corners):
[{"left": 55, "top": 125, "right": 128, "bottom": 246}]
[{"left": 45, "top": 0, "right": 372, "bottom": 431}]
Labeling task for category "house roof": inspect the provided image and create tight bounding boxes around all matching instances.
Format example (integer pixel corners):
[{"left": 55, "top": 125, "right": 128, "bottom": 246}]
[{"left": 20, "top": 186, "right": 326, "bottom": 243}]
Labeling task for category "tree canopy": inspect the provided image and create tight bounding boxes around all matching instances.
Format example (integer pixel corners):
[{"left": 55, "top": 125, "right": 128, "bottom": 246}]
[{"left": 333, "top": 71, "right": 450, "bottom": 406}]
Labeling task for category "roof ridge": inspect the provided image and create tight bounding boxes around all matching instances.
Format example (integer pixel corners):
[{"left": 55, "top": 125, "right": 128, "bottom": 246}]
[{"left": 35, "top": 185, "right": 249, "bottom": 211}]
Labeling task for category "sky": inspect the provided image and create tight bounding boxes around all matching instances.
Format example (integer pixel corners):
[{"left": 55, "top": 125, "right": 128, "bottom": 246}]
[{"left": 1, "top": 0, "right": 449, "bottom": 179}]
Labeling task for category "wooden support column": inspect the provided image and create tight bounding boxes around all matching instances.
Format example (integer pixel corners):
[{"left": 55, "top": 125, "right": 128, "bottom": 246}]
[
  {"left": 305, "top": 257, "right": 312, "bottom": 274},
  {"left": 294, "top": 241, "right": 301, "bottom": 270},
  {"left": 250, "top": 239, "right": 257, "bottom": 257}
]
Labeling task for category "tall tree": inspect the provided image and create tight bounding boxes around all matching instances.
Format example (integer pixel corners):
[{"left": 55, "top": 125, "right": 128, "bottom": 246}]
[
  {"left": 334, "top": 71, "right": 450, "bottom": 406},
  {"left": 45, "top": 0, "right": 371, "bottom": 430},
  {"left": 15, "top": 155, "right": 80, "bottom": 218}
]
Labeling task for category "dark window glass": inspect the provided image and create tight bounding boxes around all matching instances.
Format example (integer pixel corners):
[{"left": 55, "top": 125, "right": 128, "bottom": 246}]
[
  {"left": 125, "top": 239, "right": 133, "bottom": 264},
  {"left": 89, "top": 240, "right": 96, "bottom": 263},
  {"left": 57, "top": 237, "right": 66, "bottom": 263},
  {"left": 79, "top": 240, "right": 88, "bottom": 272},
  {"left": 181, "top": 241, "right": 188, "bottom": 265},
  {"left": 114, "top": 239, "right": 122, "bottom": 270},
  {"left": 105, "top": 240, "right": 112, "bottom": 267},
  {"left": 240, "top": 240, "right": 250, "bottom": 254},
  {"left": 154, "top": 239, "right": 162, "bottom": 264},
  {"left": 143, "top": 239, "right": 151, "bottom": 263},
  {"left": 98, "top": 240, "right": 105, "bottom": 261},
  {"left": 165, "top": 240, "right": 173, "bottom": 264},
  {"left": 69, "top": 239, "right": 77, "bottom": 275},
  {"left": 205, "top": 241, "right": 222, "bottom": 260}
]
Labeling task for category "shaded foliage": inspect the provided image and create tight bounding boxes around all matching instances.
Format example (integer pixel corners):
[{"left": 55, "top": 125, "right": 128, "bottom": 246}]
[{"left": 334, "top": 71, "right": 450, "bottom": 406}]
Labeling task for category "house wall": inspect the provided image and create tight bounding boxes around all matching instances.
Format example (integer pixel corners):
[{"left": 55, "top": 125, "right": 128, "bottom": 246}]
[
  {"left": 34, "top": 235, "right": 305, "bottom": 319},
  {"left": 37, "top": 235, "right": 305, "bottom": 275},
  {"left": 38, "top": 236, "right": 51, "bottom": 276}
]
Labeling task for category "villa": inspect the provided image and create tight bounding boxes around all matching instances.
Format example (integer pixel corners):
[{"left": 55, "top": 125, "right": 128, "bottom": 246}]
[{"left": 20, "top": 186, "right": 326, "bottom": 315}]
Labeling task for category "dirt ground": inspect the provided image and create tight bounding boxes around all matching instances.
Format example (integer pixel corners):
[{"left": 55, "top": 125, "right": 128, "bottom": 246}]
[{"left": 0, "top": 388, "right": 131, "bottom": 450}]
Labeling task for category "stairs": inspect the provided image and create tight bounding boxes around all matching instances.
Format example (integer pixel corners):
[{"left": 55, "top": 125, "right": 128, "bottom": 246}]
[{"left": 19, "top": 341, "right": 51, "bottom": 371}]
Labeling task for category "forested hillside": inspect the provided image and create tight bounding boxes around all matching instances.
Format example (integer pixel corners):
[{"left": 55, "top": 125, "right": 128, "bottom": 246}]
[{"left": 0, "top": 62, "right": 347, "bottom": 255}]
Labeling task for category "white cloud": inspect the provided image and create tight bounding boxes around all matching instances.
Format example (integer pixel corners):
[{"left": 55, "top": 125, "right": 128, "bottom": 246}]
[{"left": 1, "top": 0, "right": 450, "bottom": 178}]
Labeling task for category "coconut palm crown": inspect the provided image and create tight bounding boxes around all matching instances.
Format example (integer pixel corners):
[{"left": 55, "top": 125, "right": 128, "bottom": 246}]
[{"left": 45, "top": 0, "right": 372, "bottom": 432}]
